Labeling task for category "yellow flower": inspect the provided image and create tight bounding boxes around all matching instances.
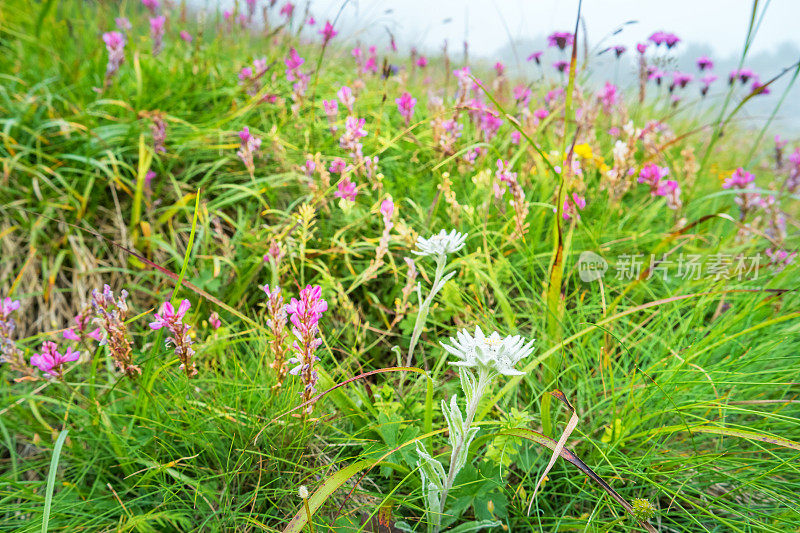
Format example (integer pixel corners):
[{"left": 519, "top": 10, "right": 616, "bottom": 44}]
[{"left": 574, "top": 143, "right": 593, "bottom": 159}]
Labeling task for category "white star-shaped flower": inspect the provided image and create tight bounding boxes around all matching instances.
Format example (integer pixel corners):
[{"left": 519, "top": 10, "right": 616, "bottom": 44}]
[
  {"left": 441, "top": 326, "right": 535, "bottom": 376},
  {"left": 413, "top": 229, "right": 467, "bottom": 258}
]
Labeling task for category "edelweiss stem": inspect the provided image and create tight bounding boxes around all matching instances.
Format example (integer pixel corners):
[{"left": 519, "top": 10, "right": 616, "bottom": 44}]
[
  {"left": 405, "top": 253, "right": 447, "bottom": 369},
  {"left": 436, "top": 372, "right": 488, "bottom": 531}
]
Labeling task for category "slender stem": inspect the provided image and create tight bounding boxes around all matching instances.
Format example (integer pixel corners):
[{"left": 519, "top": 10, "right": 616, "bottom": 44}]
[
  {"left": 436, "top": 371, "right": 489, "bottom": 531},
  {"left": 405, "top": 254, "right": 446, "bottom": 369}
]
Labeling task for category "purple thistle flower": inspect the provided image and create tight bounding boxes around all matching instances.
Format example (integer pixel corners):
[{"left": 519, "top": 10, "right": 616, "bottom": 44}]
[
  {"left": 547, "top": 31, "right": 574, "bottom": 50},
  {"left": 553, "top": 60, "right": 569, "bottom": 73},
  {"left": 696, "top": 56, "right": 714, "bottom": 71},
  {"left": 526, "top": 50, "right": 543, "bottom": 64}
]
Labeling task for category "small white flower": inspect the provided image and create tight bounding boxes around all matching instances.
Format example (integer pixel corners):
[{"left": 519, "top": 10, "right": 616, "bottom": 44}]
[
  {"left": 298, "top": 485, "right": 309, "bottom": 499},
  {"left": 441, "top": 326, "right": 535, "bottom": 376},
  {"left": 413, "top": 229, "right": 467, "bottom": 257}
]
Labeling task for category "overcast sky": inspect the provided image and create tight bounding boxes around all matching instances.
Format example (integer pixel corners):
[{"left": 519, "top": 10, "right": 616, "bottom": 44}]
[{"left": 298, "top": 0, "right": 798, "bottom": 58}]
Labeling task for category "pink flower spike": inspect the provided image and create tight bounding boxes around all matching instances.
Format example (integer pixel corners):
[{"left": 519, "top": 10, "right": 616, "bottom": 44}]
[
  {"left": 337, "top": 86, "right": 355, "bottom": 112},
  {"left": 180, "top": 30, "right": 192, "bottom": 43},
  {"left": 280, "top": 2, "right": 295, "bottom": 18},
  {"left": 2, "top": 297, "right": 20, "bottom": 316},
  {"left": 395, "top": 91, "right": 417, "bottom": 125},
  {"left": 63, "top": 329, "right": 81, "bottom": 341},
  {"left": 335, "top": 177, "right": 358, "bottom": 202},
  {"left": 380, "top": 197, "right": 395, "bottom": 223},
  {"left": 209, "top": 312, "right": 221, "bottom": 330},
  {"left": 30, "top": 341, "right": 80, "bottom": 377},
  {"left": 318, "top": 21, "right": 337, "bottom": 44}
]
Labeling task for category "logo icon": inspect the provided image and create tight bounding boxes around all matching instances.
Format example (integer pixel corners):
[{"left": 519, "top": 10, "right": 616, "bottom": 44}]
[{"left": 577, "top": 251, "right": 608, "bottom": 282}]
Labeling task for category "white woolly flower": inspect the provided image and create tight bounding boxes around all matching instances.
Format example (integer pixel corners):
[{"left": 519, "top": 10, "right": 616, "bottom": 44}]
[
  {"left": 441, "top": 326, "right": 535, "bottom": 376},
  {"left": 413, "top": 229, "right": 467, "bottom": 258}
]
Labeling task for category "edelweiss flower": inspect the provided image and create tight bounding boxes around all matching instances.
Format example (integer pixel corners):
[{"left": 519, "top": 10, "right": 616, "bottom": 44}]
[
  {"left": 413, "top": 229, "right": 467, "bottom": 258},
  {"left": 441, "top": 326, "right": 534, "bottom": 376}
]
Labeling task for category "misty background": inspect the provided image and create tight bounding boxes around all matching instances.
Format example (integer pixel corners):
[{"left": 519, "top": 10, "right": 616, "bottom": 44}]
[{"left": 200, "top": 0, "right": 800, "bottom": 133}]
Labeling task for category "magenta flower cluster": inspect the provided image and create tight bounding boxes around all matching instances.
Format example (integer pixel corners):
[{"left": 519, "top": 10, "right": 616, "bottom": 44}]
[
  {"left": 150, "top": 16, "right": 166, "bottom": 56},
  {"left": 547, "top": 31, "right": 574, "bottom": 50},
  {"left": 395, "top": 91, "right": 417, "bottom": 125},
  {"left": 237, "top": 126, "right": 262, "bottom": 176},
  {"left": 648, "top": 31, "right": 680, "bottom": 48},
  {"left": 150, "top": 299, "right": 197, "bottom": 377},
  {"left": 31, "top": 342, "right": 79, "bottom": 378},
  {"left": 638, "top": 163, "right": 681, "bottom": 210},
  {"left": 285, "top": 285, "right": 328, "bottom": 413},
  {"left": 102, "top": 31, "right": 125, "bottom": 88}
]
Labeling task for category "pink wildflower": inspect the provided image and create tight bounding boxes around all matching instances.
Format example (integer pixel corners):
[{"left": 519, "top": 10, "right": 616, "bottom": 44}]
[
  {"left": 337, "top": 86, "right": 355, "bottom": 113},
  {"left": 150, "top": 299, "right": 197, "bottom": 377},
  {"left": 262, "top": 285, "right": 290, "bottom": 385},
  {"left": 723, "top": 167, "right": 755, "bottom": 190},
  {"left": 553, "top": 60, "right": 569, "bottom": 73},
  {"left": 527, "top": 51, "right": 542, "bottom": 64},
  {"left": 395, "top": 91, "right": 417, "bottom": 125},
  {"left": 696, "top": 56, "right": 714, "bottom": 71},
  {"left": 380, "top": 197, "right": 394, "bottom": 224},
  {"left": 329, "top": 157, "right": 347, "bottom": 174},
  {"left": 116, "top": 17, "right": 132, "bottom": 32},
  {"left": 318, "top": 21, "right": 337, "bottom": 45},
  {"left": 335, "top": 177, "right": 358, "bottom": 202},
  {"left": 91, "top": 285, "right": 138, "bottom": 376},
  {"left": 284, "top": 48, "right": 305, "bottom": 81},
  {"left": 102, "top": 32, "right": 125, "bottom": 88},
  {"left": 638, "top": 163, "right": 669, "bottom": 190},
  {"left": 31, "top": 342, "right": 80, "bottom": 378},
  {"left": 323, "top": 99, "right": 338, "bottom": 128},
  {"left": 280, "top": 2, "right": 294, "bottom": 18},
  {"left": 547, "top": 31, "right": 574, "bottom": 50},
  {"left": 180, "top": 30, "right": 192, "bottom": 43},
  {"left": 285, "top": 285, "right": 328, "bottom": 413},
  {"left": 237, "top": 126, "right": 262, "bottom": 176},
  {"left": 149, "top": 16, "right": 166, "bottom": 56},
  {"left": 142, "top": 0, "right": 159, "bottom": 15},
  {"left": 597, "top": 82, "right": 618, "bottom": 113}
]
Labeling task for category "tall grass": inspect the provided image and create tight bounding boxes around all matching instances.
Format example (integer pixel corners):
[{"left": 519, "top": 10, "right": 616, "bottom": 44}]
[{"left": 1, "top": 0, "right": 799, "bottom": 531}]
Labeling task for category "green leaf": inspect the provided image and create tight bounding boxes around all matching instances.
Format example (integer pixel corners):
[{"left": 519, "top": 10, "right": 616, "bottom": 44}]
[{"left": 41, "top": 429, "right": 69, "bottom": 533}]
